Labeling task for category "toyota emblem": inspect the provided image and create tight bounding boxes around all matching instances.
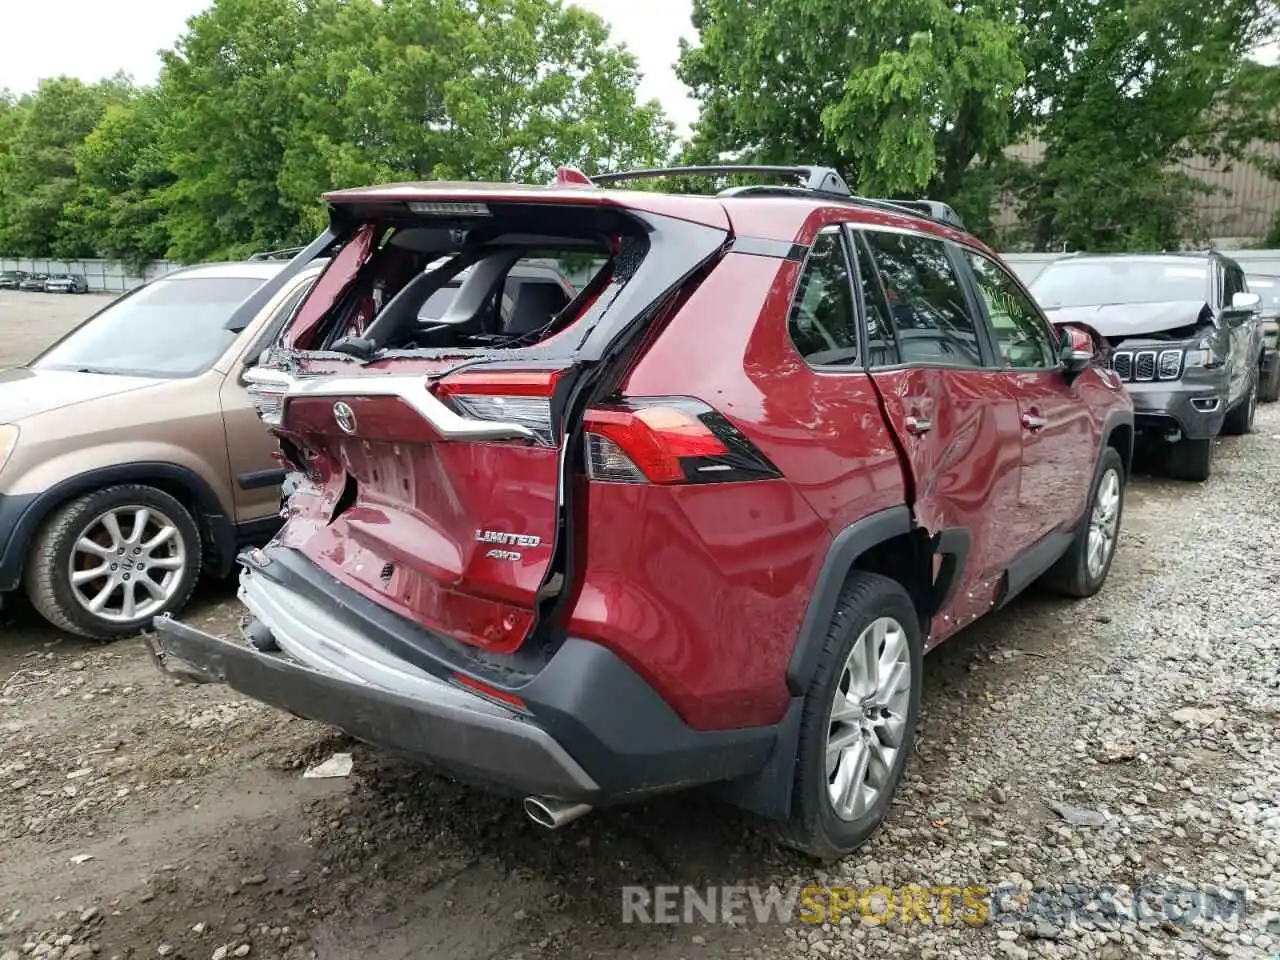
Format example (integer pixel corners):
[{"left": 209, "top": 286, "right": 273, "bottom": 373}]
[{"left": 333, "top": 401, "right": 358, "bottom": 434}]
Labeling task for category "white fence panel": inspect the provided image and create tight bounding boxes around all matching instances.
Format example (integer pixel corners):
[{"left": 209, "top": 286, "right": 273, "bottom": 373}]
[{"left": 0, "top": 257, "right": 182, "bottom": 293}]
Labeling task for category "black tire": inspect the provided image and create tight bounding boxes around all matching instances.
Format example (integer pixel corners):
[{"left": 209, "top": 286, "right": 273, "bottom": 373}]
[
  {"left": 778, "top": 571, "right": 923, "bottom": 862},
  {"left": 24, "top": 485, "right": 202, "bottom": 640},
  {"left": 1258, "top": 362, "right": 1279, "bottom": 404},
  {"left": 1165, "top": 437, "right": 1214, "bottom": 482},
  {"left": 1041, "top": 447, "right": 1126, "bottom": 598},
  {"left": 1221, "top": 376, "right": 1257, "bottom": 436}
]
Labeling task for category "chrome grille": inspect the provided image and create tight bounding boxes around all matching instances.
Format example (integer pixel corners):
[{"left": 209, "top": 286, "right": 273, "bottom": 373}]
[
  {"left": 1112, "top": 351, "right": 1133, "bottom": 380},
  {"left": 1134, "top": 351, "right": 1156, "bottom": 381}
]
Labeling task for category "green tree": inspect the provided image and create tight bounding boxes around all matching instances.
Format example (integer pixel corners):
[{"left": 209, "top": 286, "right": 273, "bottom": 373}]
[
  {"left": 0, "top": 76, "right": 132, "bottom": 257},
  {"left": 1010, "top": 0, "right": 1280, "bottom": 251},
  {"left": 157, "top": 0, "right": 319, "bottom": 262},
  {"left": 157, "top": 0, "right": 674, "bottom": 260},
  {"left": 676, "top": 0, "right": 1026, "bottom": 201},
  {"left": 66, "top": 90, "right": 175, "bottom": 266},
  {"left": 279, "top": 0, "right": 673, "bottom": 230}
]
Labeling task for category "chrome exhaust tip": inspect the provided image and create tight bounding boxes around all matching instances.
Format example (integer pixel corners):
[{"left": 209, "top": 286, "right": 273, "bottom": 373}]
[{"left": 523, "top": 796, "right": 592, "bottom": 829}]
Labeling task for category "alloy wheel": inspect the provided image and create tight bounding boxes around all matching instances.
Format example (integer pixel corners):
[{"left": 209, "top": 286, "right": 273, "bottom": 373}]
[
  {"left": 1087, "top": 468, "right": 1122, "bottom": 579},
  {"left": 825, "top": 616, "right": 912, "bottom": 821},
  {"left": 68, "top": 506, "right": 188, "bottom": 623}
]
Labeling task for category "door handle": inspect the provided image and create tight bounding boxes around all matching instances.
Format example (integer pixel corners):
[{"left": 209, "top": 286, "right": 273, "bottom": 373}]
[
  {"left": 905, "top": 415, "right": 932, "bottom": 436},
  {"left": 1022, "top": 413, "right": 1048, "bottom": 431}
]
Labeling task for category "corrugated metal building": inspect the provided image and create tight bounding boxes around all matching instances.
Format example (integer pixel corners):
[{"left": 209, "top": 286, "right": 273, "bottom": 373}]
[{"left": 999, "top": 141, "right": 1280, "bottom": 246}]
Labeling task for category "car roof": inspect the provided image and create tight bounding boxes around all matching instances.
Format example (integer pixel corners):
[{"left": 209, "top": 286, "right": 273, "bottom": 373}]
[
  {"left": 1040, "top": 253, "right": 1214, "bottom": 269},
  {"left": 320, "top": 169, "right": 981, "bottom": 250},
  {"left": 160, "top": 261, "right": 294, "bottom": 282}
]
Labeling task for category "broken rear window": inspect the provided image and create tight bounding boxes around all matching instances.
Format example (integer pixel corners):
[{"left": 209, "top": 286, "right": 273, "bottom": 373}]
[{"left": 281, "top": 204, "right": 635, "bottom": 357}]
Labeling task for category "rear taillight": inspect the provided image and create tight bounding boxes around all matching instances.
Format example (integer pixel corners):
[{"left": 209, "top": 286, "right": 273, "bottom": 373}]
[
  {"left": 434, "top": 369, "right": 561, "bottom": 446},
  {"left": 583, "top": 399, "right": 780, "bottom": 485},
  {"left": 244, "top": 367, "right": 293, "bottom": 427}
]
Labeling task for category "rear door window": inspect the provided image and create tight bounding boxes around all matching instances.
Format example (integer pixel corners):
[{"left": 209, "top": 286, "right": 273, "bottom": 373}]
[
  {"left": 786, "top": 227, "right": 858, "bottom": 366},
  {"left": 860, "top": 230, "right": 988, "bottom": 367},
  {"left": 850, "top": 232, "right": 899, "bottom": 366}
]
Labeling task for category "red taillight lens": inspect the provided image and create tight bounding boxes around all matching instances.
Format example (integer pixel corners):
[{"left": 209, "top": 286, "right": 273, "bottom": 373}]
[
  {"left": 584, "top": 406, "right": 726, "bottom": 483},
  {"left": 583, "top": 399, "right": 779, "bottom": 485},
  {"left": 434, "top": 369, "right": 561, "bottom": 398},
  {"left": 433, "top": 369, "right": 562, "bottom": 445}
]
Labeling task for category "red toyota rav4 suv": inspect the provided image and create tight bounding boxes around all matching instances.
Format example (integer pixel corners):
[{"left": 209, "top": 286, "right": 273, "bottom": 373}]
[{"left": 149, "top": 165, "right": 1134, "bottom": 860}]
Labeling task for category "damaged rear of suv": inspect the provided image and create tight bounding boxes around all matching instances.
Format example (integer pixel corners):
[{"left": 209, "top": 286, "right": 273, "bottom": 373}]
[
  {"left": 148, "top": 166, "right": 1133, "bottom": 859},
  {"left": 1031, "top": 252, "right": 1262, "bottom": 482}
]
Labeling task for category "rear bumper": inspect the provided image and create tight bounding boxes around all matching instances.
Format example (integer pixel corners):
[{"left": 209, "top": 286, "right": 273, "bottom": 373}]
[
  {"left": 148, "top": 547, "right": 782, "bottom": 805},
  {"left": 148, "top": 615, "right": 601, "bottom": 800}
]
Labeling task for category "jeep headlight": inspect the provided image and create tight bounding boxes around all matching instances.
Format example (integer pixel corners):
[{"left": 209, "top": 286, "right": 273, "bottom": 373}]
[
  {"left": 1185, "top": 336, "right": 1225, "bottom": 370},
  {"left": 0, "top": 424, "right": 18, "bottom": 474}
]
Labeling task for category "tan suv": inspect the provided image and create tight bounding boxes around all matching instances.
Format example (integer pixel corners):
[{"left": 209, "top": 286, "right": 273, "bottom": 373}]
[{"left": 0, "top": 259, "right": 324, "bottom": 638}]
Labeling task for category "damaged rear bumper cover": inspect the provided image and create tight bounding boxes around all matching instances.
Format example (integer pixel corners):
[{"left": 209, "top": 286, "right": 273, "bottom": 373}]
[
  {"left": 147, "top": 612, "right": 600, "bottom": 801},
  {"left": 146, "top": 549, "right": 780, "bottom": 806}
]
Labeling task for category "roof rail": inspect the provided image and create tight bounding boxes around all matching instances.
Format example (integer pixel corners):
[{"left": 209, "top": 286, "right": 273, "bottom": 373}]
[
  {"left": 589, "top": 164, "right": 853, "bottom": 198},
  {"left": 247, "top": 246, "right": 307, "bottom": 262},
  {"left": 862, "top": 198, "right": 966, "bottom": 230},
  {"left": 571, "top": 164, "right": 974, "bottom": 231}
]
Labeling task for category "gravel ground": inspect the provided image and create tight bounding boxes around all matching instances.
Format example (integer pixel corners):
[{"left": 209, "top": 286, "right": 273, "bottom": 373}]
[{"left": 2, "top": 298, "right": 1278, "bottom": 959}]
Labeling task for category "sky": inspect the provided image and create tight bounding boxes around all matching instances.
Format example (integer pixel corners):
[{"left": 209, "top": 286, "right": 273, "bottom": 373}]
[
  {"left": 0, "top": 0, "right": 704, "bottom": 132},
  {"left": 0, "top": 0, "right": 1275, "bottom": 140}
]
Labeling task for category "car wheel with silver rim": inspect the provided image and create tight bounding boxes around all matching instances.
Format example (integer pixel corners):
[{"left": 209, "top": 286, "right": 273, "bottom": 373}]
[
  {"left": 24, "top": 484, "right": 203, "bottom": 640},
  {"left": 780, "top": 571, "right": 923, "bottom": 861},
  {"left": 1042, "top": 446, "right": 1127, "bottom": 598},
  {"left": 1086, "top": 466, "right": 1121, "bottom": 581},
  {"left": 826, "top": 616, "right": 913, "bottom": 821}
]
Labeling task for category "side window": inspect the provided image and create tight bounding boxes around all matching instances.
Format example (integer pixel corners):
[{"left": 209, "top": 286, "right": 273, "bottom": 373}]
[
  {"left": 861, "top": 231, "right": 986, "bottom": 367},
  {"left": 851, "top": 235, "right": 899, "bottom": 366},
  {"left": 963, "top": 251, "right": 1058, "bottom": 369},
  {"left": 1222, "top": 265, "right": 1244, "bottom": 306},
  {"left": 786, "top": 227, "right": 858, "bottom": 365}
]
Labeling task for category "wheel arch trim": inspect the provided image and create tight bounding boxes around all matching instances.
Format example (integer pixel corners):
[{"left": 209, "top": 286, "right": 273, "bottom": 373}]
[
  {"left": 785, "top": 506, "right": 916, "bottom": 696},
  {"left": 0, "top": 463, "right": 235, "bottom": 592},
  {"left": 1101, "top": 407, "right": 1136, "bottom": 476}
]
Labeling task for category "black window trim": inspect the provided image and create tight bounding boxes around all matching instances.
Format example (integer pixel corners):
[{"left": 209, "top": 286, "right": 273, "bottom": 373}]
[
  {"left": 845, "top": 226, "right": 900, "bottom": 369},
  {"left": 954, "top": 242, "right": 1063, "bottom": 373},
  {"left": 851, "top": 225, "right": 999, "bottom": 373},
  {"left": 783, "top": 223, "right": 862, "bottom": 372}
]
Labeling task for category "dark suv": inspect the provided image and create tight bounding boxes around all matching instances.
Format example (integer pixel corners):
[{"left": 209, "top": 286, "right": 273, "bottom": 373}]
[
  {"left": 148, "top": 165, "right": 1134, "bottom": 860},
  {"left": 1030, "top": 252, "right": 1263, "bottom": 481}
]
